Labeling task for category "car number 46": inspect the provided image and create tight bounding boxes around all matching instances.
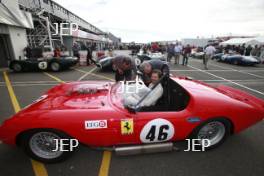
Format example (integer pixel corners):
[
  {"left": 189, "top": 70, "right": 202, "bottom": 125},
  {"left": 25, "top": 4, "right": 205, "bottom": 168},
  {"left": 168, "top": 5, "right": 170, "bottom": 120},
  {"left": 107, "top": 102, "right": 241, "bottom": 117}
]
[{"left": 140, "top": 118, "right": 175, "bottom": 143}]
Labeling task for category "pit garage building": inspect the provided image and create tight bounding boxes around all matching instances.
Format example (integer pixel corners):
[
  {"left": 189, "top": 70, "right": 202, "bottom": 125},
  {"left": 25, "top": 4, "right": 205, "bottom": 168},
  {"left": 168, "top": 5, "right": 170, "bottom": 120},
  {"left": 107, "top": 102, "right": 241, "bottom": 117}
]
[{"left": 0, "top": 0, "right": 121, "bottom": 68}]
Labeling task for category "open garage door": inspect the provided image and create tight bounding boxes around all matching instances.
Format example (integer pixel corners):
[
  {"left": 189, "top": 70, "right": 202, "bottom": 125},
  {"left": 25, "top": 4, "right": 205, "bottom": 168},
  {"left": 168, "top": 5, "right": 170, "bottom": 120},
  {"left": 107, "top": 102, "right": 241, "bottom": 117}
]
[{"left": 0, "top": 35, "right": 11, "bottom": 68}]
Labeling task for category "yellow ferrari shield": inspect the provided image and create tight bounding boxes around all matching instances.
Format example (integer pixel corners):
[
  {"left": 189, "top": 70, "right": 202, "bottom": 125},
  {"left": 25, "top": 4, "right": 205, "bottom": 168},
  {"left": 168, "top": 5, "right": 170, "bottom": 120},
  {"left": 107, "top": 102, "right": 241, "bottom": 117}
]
[{"left": 121, "top": 119, "right": 134, "bottom": 135}]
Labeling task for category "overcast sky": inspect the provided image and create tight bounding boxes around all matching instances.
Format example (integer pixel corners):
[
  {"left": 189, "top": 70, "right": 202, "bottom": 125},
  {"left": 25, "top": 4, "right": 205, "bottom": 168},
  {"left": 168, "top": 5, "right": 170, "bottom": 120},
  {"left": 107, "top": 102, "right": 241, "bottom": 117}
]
[{"left": 54, "top": 0, "right": 264, "bottom": 43}]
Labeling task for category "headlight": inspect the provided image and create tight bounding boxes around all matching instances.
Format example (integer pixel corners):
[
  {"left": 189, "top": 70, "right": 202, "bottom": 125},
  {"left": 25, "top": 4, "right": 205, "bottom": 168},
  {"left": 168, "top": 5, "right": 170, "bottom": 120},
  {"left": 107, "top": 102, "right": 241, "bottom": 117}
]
[
  {"left": 33, "top": 95, "right": 48, "bottom": 103},
  {"left": 22, "top": 95, "right": 48, "bottom": 110}
]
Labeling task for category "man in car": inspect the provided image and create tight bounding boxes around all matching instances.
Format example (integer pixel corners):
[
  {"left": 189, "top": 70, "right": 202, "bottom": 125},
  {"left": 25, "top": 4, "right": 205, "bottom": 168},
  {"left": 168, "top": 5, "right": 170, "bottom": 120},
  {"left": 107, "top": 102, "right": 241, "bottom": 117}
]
[
  {"left": 140, "top": 60, "right": 169, "bottom": 86},
  {"left": 112, "top": 55, "right": 137, "bottom": 82},
  {"left": 124, "top": 70, "right": 163, "bottom": 107}
]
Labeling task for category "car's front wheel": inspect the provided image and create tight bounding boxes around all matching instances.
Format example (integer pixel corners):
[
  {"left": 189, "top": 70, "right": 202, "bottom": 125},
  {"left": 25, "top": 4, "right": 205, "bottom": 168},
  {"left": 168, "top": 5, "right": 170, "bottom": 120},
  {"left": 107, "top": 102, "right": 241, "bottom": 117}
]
[
  {"left": 20, "top": 129, "right": 75, "bottom": 163},
  {"left": 189, "top": 118, "right": 231, "bottom": 150},
  {"left": 12, "top": 63, "right": 23, "bottom": 72}
]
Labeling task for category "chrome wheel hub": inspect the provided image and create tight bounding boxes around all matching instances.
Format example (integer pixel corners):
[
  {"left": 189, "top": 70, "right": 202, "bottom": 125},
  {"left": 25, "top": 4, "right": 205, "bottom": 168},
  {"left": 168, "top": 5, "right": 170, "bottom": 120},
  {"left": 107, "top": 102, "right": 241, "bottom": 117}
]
[
  {"left": 29, "top": 132, "right": 63, "bottom": 159},
  {"left": 197, "top": 121, "right": 226, "bottom": 146}
]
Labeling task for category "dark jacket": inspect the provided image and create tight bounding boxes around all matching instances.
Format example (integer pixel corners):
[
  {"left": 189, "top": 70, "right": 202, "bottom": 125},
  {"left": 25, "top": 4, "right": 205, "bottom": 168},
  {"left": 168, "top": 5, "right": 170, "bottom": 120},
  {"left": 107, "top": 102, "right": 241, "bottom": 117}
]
[
  {"left": 141, "top": 60, "right": 169, "bottom": 85},
  {"left": 148, "top": 60, "right": 169, "bottom": 74}
]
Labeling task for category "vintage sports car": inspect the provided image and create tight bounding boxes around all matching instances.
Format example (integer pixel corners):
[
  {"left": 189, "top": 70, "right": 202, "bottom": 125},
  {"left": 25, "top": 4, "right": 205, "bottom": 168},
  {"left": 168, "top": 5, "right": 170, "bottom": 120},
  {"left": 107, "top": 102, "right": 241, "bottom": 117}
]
[
  {"left": 190, "top": 51, "right": 205, "bottom": 59},
  {"left": 0, "top": 75, "right": 264, "bottom": 163},
  {"left": 9, "top": 56, "right": 78, "bottom": 72},
  {"left": 212, "top": 53, "right": 224, "bottom": 60},
  {"left": 216, "top": 54, "right": 260, "bottom": 66},
  {"left": 137, "top": 52, "right": 166, "bottom": 62},
  {"left": 190, "top": 47, "right": 205, "bottom": 59}
]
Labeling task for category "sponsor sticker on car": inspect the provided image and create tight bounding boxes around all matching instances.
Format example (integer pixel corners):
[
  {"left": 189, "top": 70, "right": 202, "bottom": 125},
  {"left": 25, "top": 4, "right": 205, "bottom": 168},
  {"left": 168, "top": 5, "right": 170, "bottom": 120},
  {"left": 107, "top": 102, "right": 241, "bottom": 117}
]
[
  {"left": 121, "top": 119, "right": 134, "bottom": 135},
  {"left": 38, "top": 61, "right": 48, "bottom": 70},
  {"left": 85, "top": 120, "right": 107, "bottom": 129}
]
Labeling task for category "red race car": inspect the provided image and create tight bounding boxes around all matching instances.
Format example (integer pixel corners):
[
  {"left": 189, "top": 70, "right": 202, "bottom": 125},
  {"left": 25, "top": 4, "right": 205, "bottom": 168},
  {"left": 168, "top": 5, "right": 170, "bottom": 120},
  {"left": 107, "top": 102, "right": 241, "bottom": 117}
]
[{"left": 0, "top": 76, "right": 264, "bottom": 163}]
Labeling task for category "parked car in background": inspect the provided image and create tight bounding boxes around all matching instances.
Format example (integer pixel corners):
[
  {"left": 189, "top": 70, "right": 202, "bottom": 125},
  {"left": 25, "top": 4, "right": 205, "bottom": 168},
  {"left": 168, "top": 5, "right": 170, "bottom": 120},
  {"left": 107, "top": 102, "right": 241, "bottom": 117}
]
[
  {"left": 190, "top": 47, "right": 205, "bottom": 59},
  {"left": 9, "top": 57, "right": 78, "bottom": 72},
  {"left": 217, "top": 54, "right": 260, "bottom": 66}
]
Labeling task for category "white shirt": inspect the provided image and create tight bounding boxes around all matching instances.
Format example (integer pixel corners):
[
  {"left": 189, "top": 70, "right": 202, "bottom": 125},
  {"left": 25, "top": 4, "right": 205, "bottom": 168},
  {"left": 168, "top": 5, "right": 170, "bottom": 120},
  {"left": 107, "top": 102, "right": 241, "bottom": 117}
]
[
  {"left": 141, "top": 83, "right": 163, "bottom": 107},
  {"left": 124, "top": 83, "right": 163, "bottom": 107},
  {"left": 204, "top": 46, "right": 216, "bottom": 55},
  {"left": 174, "top": 45, "right": 182, "bottom": 53}
]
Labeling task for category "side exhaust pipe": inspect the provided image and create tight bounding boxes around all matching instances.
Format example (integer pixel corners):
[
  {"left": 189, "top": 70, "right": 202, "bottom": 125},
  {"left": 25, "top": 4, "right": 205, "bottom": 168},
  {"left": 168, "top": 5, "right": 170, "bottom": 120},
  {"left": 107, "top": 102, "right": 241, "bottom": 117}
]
[{"left": 115, "top": 142, "right": 175, "bottom": 156}]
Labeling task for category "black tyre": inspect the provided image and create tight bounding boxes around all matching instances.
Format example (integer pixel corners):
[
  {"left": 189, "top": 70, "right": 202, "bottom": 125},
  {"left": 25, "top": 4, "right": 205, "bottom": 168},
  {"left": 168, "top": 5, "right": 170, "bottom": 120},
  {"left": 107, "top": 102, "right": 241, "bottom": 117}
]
[
  {"left": 189, "top": 118, "right": 231, "bottom": 150},
  {"left": 19, "top": 129, "right": 76, "bottom": 163},
  {"left": 233, "top": 60, "right": 239, "bottom": 65},
  {"left": 12, "top": 62, "right": 23, "bottom": 72},
  {"left": 50, "top": 62, "right": 61, "bottom": 72}
]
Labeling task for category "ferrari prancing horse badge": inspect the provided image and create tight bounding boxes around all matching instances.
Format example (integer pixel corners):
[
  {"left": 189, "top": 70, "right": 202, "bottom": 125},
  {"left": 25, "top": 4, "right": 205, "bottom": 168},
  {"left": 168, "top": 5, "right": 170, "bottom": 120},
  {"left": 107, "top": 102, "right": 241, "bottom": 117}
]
[{"left": 121, "top": 119, "right": 134, "bottom": 135}]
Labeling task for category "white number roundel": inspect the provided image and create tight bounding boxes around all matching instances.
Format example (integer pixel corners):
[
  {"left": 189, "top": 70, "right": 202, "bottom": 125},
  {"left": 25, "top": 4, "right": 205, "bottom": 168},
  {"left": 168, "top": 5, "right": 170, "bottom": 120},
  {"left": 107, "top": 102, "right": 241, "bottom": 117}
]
[
  {"left": 135, "top": 58, "right": 141, "bottom": 66},
  {"left": 38, "top": 61, "right": 48, "bottom": 70},
  {"left": 140, "top": 118, "right": 175, "bottom": 143}
]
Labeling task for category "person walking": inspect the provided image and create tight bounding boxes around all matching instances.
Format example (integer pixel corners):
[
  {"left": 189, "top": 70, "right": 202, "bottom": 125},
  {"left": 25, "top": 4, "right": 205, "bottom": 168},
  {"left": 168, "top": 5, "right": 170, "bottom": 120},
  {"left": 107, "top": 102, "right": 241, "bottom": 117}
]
[
  {"left": 182, "top": 44, "right": 191, "bottom": 66},
  {"left": 260, "top": 45, "right": 264, "bottom": 61},
  {"left": 174, "top": 43, "right": 182, "bottom": 64},
  {"left": 86, "top": 45, "right": 97, "bottom": 66},
  {"left": 166, "top": 44, "right": 175, "bottom": 63},
  {"left": 204, "top": 45, "right": 216, "bottom": 70},
  {"left": 72, "top": 42, "right": 80, "bottom": 63},
  {"left": 53, "top": 47, "right": 61, "bottom": 58}
]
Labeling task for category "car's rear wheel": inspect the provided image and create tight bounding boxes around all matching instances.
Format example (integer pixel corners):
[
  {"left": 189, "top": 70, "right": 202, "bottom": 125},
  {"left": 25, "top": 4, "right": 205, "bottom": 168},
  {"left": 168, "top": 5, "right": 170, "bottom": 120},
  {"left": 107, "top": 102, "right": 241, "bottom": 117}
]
[
  {"left": 189, "top": 118, "right": 231, "bottom": 150},
  {"left": 233, "top": 60, "right": 239, "bottom": 65},
  {"left": 12, "top": 63, "right": 23, "bottom": 72},
  {"left": 20, "top": 129, "right": 75, "bottom": 163},
  {"left": 50, "top": 62, "right": 61, "bottom": 72}
]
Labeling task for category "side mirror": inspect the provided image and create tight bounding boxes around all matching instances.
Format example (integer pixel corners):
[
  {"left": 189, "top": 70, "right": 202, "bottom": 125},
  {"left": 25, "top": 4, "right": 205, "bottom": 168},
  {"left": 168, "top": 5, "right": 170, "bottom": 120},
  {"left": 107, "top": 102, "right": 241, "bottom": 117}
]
[{"left": 125, "top": 105, "right": 137, "bottom": 114}]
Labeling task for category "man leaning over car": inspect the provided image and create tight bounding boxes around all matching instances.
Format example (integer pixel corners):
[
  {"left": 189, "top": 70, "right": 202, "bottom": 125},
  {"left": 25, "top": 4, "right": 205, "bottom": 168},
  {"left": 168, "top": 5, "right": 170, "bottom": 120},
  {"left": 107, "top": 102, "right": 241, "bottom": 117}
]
[
  {"left": 140, "top": 60, "right": 169, "bottom": 86},
  {"left": 112, "top": 55, "right": 137, "bottom": 82}
]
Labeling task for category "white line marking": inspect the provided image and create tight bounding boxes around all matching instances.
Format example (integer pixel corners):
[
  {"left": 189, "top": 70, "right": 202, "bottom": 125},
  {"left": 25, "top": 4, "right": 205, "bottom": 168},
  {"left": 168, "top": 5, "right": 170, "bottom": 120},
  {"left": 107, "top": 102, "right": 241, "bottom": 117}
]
[
  {"left": 187, "top": 65, "right": 264, "bottom": 96},
  {"left": 190, "top": 59, "right": 264, "bottom": 78},
  {"left": 200, "top": 79, "right": 264, "bottom": 82},
  {"left": 0, "top": 83, "right": 58, "bottom": 87},
  {"left": 77, "top": 67, "right": 97, "bottom": 81},
  {"left": 208, "top": 62, "right": 264, "bottom": 79},
  {"left": 0, "top": 81, "right": 59, "bottom": 84},
  {"left": 171, "top": 69, "right": 264, "bottom": 72},
  {"left": 75, "top": 69, "right": 114, "bottom": 81}
]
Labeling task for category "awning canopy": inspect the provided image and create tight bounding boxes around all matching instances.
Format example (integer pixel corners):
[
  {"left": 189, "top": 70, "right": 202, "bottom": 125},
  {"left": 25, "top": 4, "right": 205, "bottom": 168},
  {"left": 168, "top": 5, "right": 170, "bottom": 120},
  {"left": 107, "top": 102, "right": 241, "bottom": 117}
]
[
  {"left": 0, "top": 2, "right": 33, "bottom": 28},
  {"left": 254, "top": 36, "right": 264, "bottom": 44},
  {"left": 72, "top": 29, "right": 112, "bottom": 42},
  {"left": 220, "top": 38, "right": 261, "bottom": 47}
]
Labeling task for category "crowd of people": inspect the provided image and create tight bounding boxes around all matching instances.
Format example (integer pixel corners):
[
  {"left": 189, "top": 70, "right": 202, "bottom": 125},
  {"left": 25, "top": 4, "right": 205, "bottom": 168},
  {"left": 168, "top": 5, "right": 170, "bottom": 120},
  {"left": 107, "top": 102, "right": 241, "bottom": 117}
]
[
  {"left": 220, "top": 44, "right": 264, "bottom": 57},
  {"left": 167, "top": 43, "right": 216, "bottom": 69}
]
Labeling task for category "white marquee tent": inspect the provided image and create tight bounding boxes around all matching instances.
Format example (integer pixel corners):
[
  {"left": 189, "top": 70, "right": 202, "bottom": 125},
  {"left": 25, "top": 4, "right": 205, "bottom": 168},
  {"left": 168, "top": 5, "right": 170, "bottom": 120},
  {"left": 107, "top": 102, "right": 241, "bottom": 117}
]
[{"left": 220, "top": 37, "right": 264, "bottom": 46}]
